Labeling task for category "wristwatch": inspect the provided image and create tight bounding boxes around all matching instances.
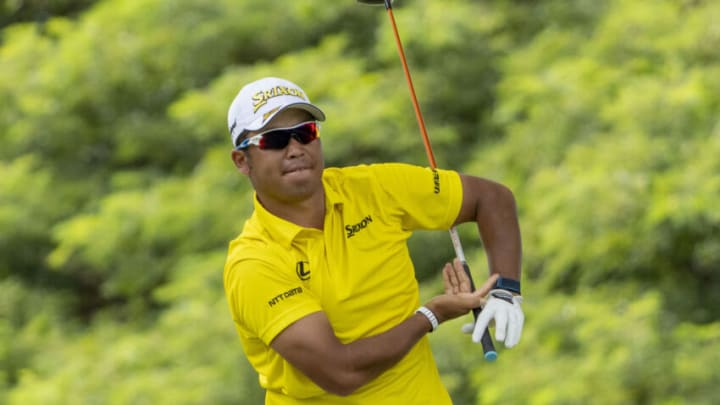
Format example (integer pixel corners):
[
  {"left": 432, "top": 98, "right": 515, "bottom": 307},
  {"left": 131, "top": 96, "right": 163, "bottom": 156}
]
[{"left": 494, "top": 276, "right": 521, "bottom": 294}]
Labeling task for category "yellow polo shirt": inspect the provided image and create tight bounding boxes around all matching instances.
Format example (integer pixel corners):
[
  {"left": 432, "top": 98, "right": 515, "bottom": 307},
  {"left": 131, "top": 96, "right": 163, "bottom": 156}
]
[{"left": 224, "top": 163, "right": 463, "bottom": 404}]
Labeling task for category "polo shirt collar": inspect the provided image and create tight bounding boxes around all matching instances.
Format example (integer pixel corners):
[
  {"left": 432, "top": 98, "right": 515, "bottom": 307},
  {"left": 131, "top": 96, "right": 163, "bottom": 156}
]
[
  {"left": 253, "top": 194, "right": 303, "bottom": 248},
  {"left": 322, "top": 176, "right": 344, "bottom": 210},
  {"left": 251, "top": 181, "right": 344, "bottom": 248}
]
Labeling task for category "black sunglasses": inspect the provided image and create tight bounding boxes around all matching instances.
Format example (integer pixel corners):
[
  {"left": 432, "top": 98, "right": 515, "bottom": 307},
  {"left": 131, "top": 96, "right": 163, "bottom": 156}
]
[{"left": 235, "top": 121, "right": 320, "bottom": 150}]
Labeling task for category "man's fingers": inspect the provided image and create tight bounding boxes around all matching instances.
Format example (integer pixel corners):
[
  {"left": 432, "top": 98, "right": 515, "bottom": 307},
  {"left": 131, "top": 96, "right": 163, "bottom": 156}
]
[
  {"left": 493, "top": 307, "right": 508, "bottom": 343},
  {"left": 455, "top": 258, "right": 475, "bottom": 293},
  {"left": 505, "top": 304, "right": 524, "bottom": 348},
  {"left": 475, "top": 273, "right": 500, "bottom": 297},
  {"left": 442, "top": 263, "right": 454, "bottom": 295},
  {"left": 505, "top": 310, "right": 520, "bottom": 348}
]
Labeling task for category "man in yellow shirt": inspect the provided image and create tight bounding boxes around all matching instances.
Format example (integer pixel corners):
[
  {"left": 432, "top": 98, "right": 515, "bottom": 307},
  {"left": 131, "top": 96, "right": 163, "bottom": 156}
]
[{"left": 224, "top": 77, "right": 524, "bottom": 404}]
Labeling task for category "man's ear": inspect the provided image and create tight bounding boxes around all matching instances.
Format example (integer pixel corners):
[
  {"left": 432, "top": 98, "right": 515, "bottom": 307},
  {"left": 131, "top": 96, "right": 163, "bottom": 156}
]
[{"left": 231, "top": 150, "right": 250, "bottom": 175}]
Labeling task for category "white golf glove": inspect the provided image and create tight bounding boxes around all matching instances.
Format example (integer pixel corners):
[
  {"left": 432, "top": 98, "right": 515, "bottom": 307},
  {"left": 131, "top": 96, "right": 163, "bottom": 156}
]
[{"left": 461, "top": 289, "right": 524, "bottom": 348}]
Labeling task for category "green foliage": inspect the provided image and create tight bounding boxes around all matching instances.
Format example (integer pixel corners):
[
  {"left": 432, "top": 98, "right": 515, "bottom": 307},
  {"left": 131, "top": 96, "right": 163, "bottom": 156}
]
[
  {"left": 0, "top": 0, "right": 98, "bottom": 29},
  {"left": 467, "top": 0, "right": 720, "bottom": 325},
  {"left": 0, "top": 278, "right": 70, "bottom": 395},
  {"left": 6, "top": 252, "right": 264, "bottom": 405},
  {"left": 47, "top": 146, "right": 252, "bottom": 314},
  {"left": 1, "top": 0, "right": 719, "bottom": 403},
  {"left": 0, "top": 157, "right": 53, "bottom": 276},
  {"left": 465, "top": 288, "right": 720, "bottom": 405}
]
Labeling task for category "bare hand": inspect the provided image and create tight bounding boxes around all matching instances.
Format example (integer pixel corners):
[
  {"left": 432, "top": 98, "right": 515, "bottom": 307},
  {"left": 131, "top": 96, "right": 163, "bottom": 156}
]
[
  {"left": 442, "top": 258, "right": 473, "bottom": 295},
  {"left": 426, "top": 260, "right": 498, "bottom": 324}
]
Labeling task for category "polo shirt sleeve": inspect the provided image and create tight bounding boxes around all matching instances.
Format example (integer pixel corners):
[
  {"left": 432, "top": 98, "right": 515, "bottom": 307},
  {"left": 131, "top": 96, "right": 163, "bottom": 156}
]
[
  {"left": 224, "top": 256, "right": 322, "bottom": 346},
  {"left": 370, "top": 163, "right": 463, "bottom": 231}
]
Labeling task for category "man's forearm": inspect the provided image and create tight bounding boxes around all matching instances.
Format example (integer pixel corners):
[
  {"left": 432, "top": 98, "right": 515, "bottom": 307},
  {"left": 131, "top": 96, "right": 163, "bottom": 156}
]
[
  {"left": 271, "top": 311, "right": 433, "bottom": 396},
  {"left": 456, "top": 175, "right": 522, "bottom": 281},
  {"left": 324, "top": 312, "right": 431, "bottom": 395},
  {"left": 344, "top": 312, "right": 431, "bottom": 374},
  {"left": 476, "top": 184, "right": 522, "bottom": 281}
]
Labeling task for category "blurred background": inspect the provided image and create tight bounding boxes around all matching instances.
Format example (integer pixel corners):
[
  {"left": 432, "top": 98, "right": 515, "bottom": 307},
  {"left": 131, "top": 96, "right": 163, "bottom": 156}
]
[{"left": 1, "top": 0, "right": 719, "bottom": 403}]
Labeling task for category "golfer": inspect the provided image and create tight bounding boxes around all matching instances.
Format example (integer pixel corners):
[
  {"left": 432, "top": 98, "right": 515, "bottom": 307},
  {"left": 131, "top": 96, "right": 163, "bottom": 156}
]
[{"left": 223, "top": 77, "right": 524, "bottom": 404}]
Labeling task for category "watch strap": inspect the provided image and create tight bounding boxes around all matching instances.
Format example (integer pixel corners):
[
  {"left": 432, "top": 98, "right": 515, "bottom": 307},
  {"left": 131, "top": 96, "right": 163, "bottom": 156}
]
[{"left": 494, "top": 276, "right": 521, "bottom": 294}]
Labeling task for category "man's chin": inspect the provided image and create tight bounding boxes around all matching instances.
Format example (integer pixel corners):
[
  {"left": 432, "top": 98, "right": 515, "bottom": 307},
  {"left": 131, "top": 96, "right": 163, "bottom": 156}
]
[{"left": 280, "top": 171, "right": 322, "bottom": 195}]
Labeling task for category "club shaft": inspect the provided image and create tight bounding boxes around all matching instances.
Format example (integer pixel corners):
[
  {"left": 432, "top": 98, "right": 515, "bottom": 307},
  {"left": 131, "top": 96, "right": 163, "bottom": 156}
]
[
  {"left": 383, "top": 5, "right": 497, "bottom": 360},
  {"left": 385, "top": 7, "right": 436, "bottom": 168}
]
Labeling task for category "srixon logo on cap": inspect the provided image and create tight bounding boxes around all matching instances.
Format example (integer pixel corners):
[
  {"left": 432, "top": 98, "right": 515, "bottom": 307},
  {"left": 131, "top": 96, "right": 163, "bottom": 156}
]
[{"left": 252, "top": 86, "right": 308, "bottom": 113}]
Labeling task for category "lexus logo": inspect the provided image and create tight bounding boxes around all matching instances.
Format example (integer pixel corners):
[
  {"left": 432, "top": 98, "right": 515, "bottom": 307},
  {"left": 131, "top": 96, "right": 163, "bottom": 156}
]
[{"left": 296, "top": 261, "right": 311, "bottom": 281}]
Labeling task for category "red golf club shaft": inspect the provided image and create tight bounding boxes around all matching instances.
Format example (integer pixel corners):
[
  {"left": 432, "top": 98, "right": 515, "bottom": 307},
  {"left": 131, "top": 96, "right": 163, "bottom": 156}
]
[{"left": 384, "top": 6, "right": 437, "bottom": 168}]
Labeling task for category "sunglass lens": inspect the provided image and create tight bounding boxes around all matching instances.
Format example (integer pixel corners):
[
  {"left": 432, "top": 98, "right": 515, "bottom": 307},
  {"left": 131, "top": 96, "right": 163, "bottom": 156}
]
[
  {"left": 258, "top": 133, "right": 289, "bottom": 150},
  {"left": 294, "top": 122, "right": 318, "bottom": 143},
  {"left": 259, "top": 122, "right": 318, "bottom": 150}
]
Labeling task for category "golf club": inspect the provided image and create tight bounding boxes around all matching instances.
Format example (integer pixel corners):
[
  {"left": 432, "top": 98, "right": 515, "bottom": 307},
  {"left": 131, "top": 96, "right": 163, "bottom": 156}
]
[{"left": 358, "top": 0, "right": 498, "bottom": 361}]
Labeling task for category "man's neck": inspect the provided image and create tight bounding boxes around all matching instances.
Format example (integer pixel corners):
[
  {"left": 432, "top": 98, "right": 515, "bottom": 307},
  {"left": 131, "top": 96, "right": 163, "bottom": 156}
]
[{"left": 258, "top": 189, "right": 326, "bottom": 230}]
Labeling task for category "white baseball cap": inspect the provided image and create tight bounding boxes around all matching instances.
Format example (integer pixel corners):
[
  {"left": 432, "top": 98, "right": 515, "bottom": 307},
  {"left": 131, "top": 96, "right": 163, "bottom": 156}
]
[{"left": 227, "top": 77, "right": 326, "bottom": 147}]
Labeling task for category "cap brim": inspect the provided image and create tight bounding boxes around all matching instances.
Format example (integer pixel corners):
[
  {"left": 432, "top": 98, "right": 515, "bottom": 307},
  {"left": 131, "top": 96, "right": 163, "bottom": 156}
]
[{"left": 244, "top": 102, "right": 326, "bottom": 133}]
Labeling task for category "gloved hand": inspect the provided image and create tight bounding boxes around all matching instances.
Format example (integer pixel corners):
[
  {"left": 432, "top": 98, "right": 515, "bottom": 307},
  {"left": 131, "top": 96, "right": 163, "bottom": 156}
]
[{"left": 461, "top": 289, "right": 524, "bottom": 348}]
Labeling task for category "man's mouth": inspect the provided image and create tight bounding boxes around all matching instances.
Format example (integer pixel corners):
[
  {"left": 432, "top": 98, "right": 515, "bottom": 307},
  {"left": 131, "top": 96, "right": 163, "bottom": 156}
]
[{"left": 283, "top": 165, "right": 311, "bottom": 175}]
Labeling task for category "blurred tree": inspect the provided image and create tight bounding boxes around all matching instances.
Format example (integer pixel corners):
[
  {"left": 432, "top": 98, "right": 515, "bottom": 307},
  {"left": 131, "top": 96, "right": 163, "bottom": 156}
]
[{"left": 0, "top": 0, "right": 98, "bottom": 30}]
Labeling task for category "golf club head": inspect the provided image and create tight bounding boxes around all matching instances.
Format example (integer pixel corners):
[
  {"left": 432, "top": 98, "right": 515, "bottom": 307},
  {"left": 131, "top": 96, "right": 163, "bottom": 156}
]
[{"left": 357, "top": 0, "right": 391, "bottom": 6}]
